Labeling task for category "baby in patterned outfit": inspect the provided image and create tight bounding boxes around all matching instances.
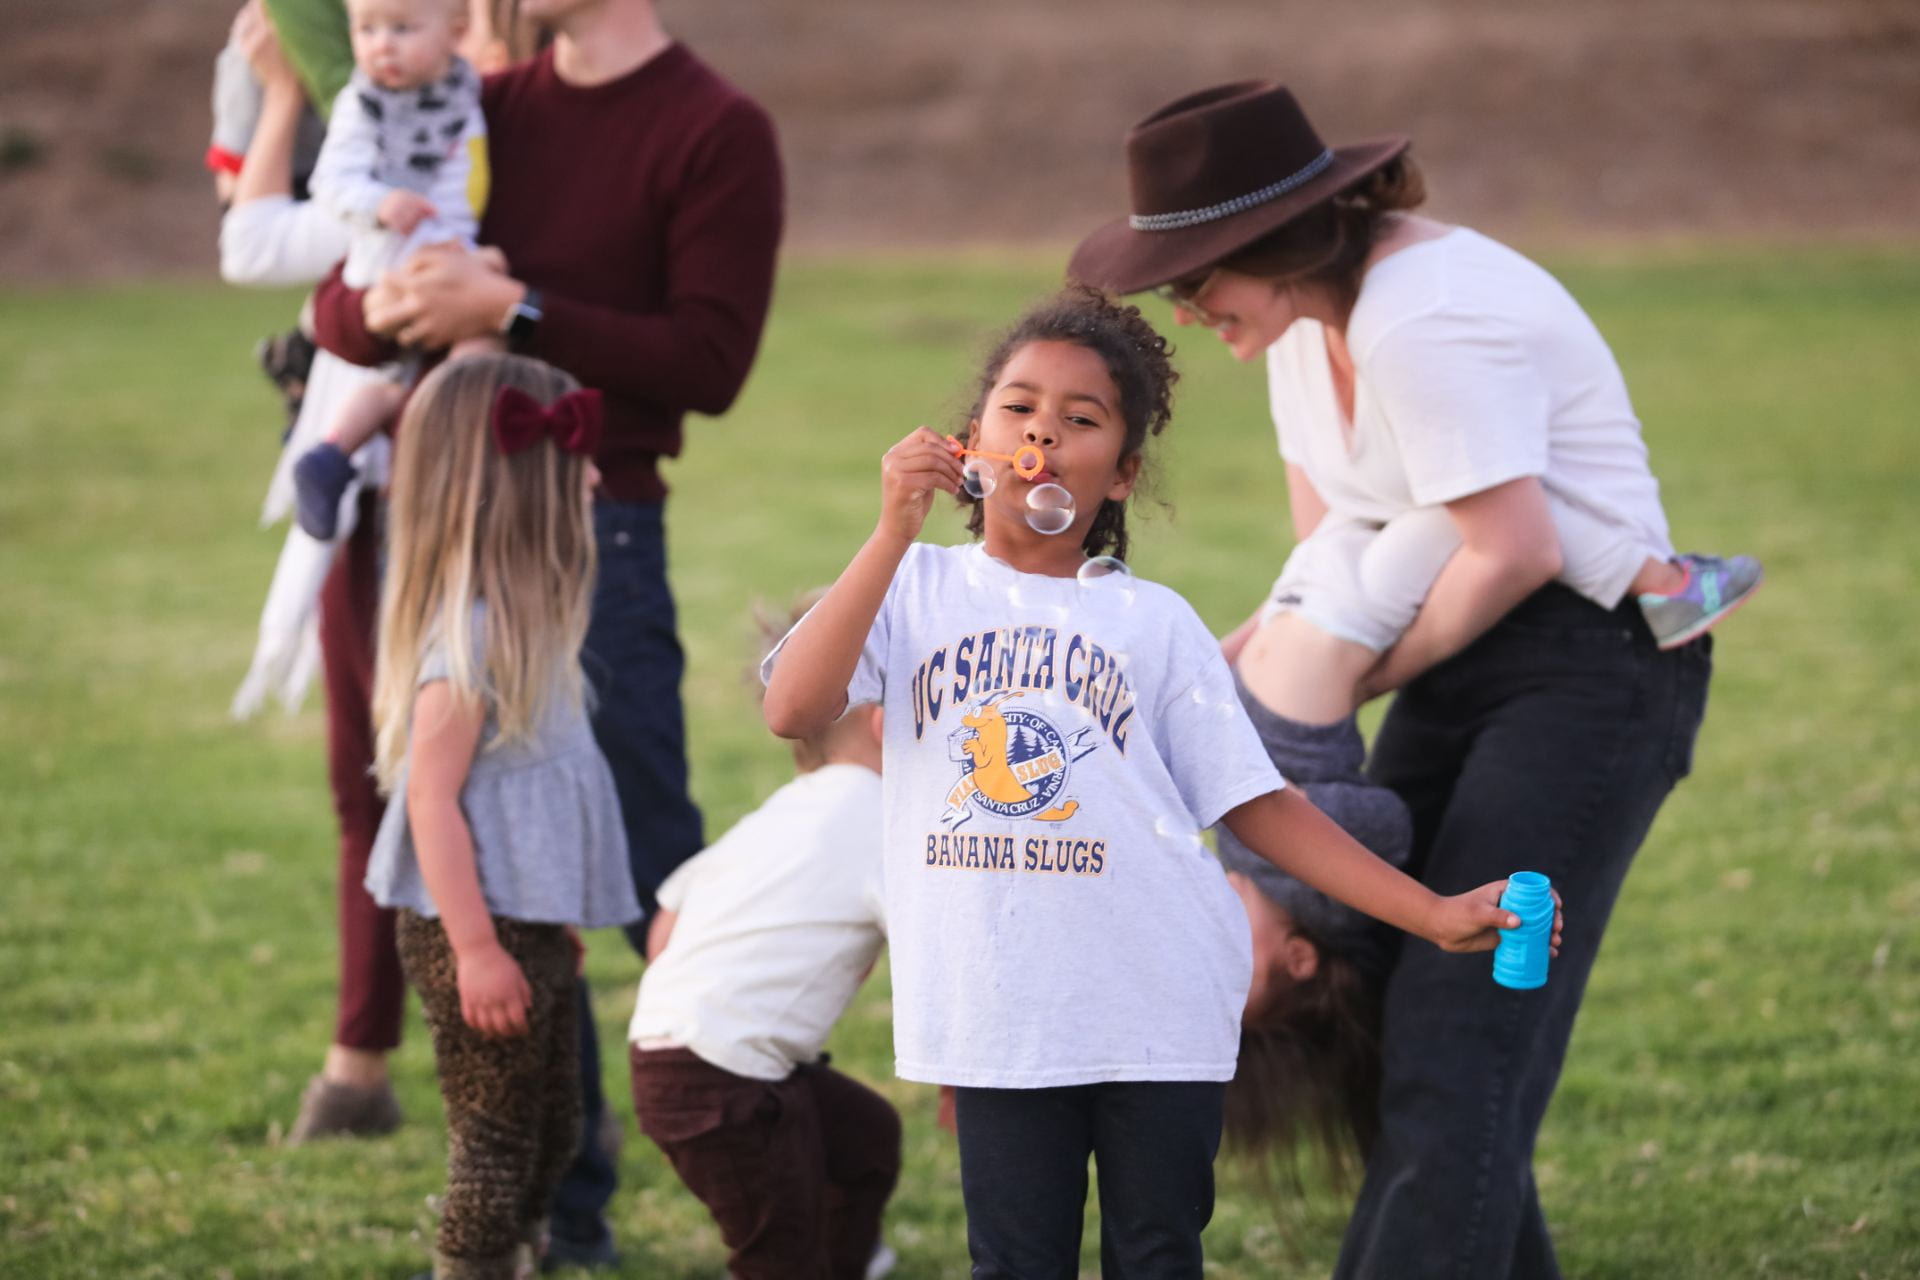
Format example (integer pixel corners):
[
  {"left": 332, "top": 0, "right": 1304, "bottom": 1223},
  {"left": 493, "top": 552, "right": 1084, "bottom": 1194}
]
[{"left": 291, "top": 0, "right": 500, "bottom": 542}]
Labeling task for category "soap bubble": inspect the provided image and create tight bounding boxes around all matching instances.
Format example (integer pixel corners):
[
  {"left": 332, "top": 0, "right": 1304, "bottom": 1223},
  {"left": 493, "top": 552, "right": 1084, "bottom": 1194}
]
[
  {"left": 1076, "top": 555, "right": 1135, "bottom": 603},
  {"left": 1190, "top": 687, "right": 1241, "bottom": 722},
  {"left": 1025, "top": 483, "right": 1075, "bottom": 535},
  {"left": 961, "top": 458, "right": 996, "bottom": 500},
  {"left": 1153, "top": 813, "right": 1206, "bottom": 851}
]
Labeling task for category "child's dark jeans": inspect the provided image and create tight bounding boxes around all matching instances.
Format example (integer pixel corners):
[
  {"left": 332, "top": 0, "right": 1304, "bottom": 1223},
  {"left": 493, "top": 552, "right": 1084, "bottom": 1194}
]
[
  {"left": 630, "top": 1046, "right": 902, "bottom": 1280},
  {"left": 954, "top": 1080, "right": 1225, "bottom": 1279}
]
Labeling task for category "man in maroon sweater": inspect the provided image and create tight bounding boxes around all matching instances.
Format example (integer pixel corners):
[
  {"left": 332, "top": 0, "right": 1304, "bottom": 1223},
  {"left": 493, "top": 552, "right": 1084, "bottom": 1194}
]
[{"left": 310, "top": 0, "right": 782, "bottom": 1267}]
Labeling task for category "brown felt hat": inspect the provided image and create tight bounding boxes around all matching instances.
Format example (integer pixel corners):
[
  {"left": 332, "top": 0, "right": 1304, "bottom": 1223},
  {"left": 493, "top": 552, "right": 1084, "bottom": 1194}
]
[{"left": 1069, "top": 82, "right": 1409, "bottom": 296}]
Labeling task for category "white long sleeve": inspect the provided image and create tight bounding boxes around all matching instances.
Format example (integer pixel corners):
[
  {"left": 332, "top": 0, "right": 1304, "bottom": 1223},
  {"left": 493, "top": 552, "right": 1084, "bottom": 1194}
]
[{"left": 219, "top": 195, "right": 353, "bottom": 287}]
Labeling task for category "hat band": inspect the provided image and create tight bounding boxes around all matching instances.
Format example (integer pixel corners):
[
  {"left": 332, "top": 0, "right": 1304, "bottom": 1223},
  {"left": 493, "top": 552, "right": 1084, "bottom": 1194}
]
[{"left": 1127, "top": 148, "right": 1335, "bottom": 232}]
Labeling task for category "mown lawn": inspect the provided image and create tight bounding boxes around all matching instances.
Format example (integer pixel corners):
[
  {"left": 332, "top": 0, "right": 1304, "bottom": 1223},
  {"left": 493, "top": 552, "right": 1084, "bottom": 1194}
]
[{"left": 1, "top": 247, "right": 1916, "bottom": 1278}]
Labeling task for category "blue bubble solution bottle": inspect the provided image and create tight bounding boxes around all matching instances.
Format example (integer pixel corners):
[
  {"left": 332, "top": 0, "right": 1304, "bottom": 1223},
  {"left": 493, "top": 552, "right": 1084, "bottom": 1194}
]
[{"left": 1492, "top": 871, "right": 1554, "bottom": 990}]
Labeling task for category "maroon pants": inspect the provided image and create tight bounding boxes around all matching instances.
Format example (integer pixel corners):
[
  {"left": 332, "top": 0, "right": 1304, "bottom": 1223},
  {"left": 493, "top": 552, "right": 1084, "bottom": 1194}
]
[
  {"left": 319, "top": 496, "right": 403, "bottom": 1051},
  {"left": 630, "top": 1047, "right": 901, "bottom": 1280}
]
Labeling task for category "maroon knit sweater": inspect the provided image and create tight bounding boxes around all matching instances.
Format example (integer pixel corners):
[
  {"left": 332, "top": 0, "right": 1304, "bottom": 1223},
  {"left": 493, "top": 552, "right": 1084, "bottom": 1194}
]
[{"left": 312, "top": 43, "right": 784, "bottom": 503}]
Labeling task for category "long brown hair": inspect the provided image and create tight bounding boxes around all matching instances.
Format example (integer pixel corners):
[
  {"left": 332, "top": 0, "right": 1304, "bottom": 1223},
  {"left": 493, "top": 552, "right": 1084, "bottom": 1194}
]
[
  {"left": 1221, "top": 154, "right": 1428, "bottom": 320},
  {"left": 372, "top": 354, "right": 596, "bottom": 791},
  {"left": 1224, "top": 931, "right": 1383, "bottom": 1192}
]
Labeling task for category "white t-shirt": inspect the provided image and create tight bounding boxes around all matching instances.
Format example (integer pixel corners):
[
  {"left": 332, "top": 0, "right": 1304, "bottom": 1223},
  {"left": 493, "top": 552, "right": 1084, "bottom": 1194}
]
[
  {"left": 1266, "top": 227, "right": 1674, "bottom": 560},
  {"left": 776, "top": 543, "right": 1284, "bottom": 1089},
  {"left": 627, "top": 763, "right": 887, "bottom": 1082}
]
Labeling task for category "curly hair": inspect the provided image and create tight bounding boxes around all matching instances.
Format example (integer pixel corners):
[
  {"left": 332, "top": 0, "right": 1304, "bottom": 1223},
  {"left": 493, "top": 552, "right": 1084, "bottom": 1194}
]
[{"left": 960, "top": 285, "right": 1177, "bottom": 562}]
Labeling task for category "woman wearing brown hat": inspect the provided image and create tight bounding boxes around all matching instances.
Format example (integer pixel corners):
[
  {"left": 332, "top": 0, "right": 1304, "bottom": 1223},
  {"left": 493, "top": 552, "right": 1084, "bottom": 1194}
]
[{"left": 1072, "top": 83, "right": 1740, "bottom": 1277}]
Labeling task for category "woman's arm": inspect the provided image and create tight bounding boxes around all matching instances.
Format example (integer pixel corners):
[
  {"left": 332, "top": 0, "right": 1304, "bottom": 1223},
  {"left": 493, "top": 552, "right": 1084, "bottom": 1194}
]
[
  {"left": 1222, "top": 788, "right": 1518, "bottom": 952},
  {"left": 762, "top": 427, "right": 962, "bottom": 740},
  {"left": 218, "top": 3, "right": 354, "bottom": 285},
  {"left": 406, "top": 682, "right": 531, "bottom": 1037},
  {"left": 230, "top": 3, "right": 301, "bottom": 205},
  {"left": 1285, "top": 462, "right": 1329, "bottom": 545},
  {"left": 1360, "top": 475, "right": 1562, "bottom": 700}
]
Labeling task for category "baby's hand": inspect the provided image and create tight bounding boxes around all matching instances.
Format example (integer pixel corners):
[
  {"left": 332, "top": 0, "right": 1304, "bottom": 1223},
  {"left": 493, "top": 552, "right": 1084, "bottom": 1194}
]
[
  {"left": 878, "top": 426, "right": 965, "bottom": 545},
  {"left": 455, "top": 940, "right": 532, "bottom": 1037},
  {"left": 1427, "top": 880, "right": 1565, "bottom": 955},
  {"left": 378, "top": 189, "right": 439, "bottom": 235}
]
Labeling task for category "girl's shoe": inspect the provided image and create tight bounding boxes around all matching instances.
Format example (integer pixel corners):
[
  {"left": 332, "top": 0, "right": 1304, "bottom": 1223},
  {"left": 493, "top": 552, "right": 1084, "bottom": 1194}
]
[
  {"left": 1637, "top": 552, "right": 1764, "bottom": 650},
  {"left": 286, "top": 1074, "right": 402, "bottom": 1144}
]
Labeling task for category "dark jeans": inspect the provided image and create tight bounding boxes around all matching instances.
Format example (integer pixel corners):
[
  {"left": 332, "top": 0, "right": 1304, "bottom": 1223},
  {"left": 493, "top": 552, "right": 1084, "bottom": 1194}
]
[
  {"left": 1335, "top": 585, "right": 1712, "bottom": 1279},
  {"left": 631, "top": 1047, "right": 902, "bottom": 1279},
  {"left": 551, "top": 498, "right": 707, "bottom": 1241},
  {"left": 954, "top": 1081, "right": 1225, "bottom": 1279}
]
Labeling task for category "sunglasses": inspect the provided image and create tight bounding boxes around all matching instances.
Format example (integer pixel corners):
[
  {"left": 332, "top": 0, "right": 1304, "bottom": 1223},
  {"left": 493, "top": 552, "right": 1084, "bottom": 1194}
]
[{"left": 1151, "top": 269, "right": 1228, "bottom": 328}]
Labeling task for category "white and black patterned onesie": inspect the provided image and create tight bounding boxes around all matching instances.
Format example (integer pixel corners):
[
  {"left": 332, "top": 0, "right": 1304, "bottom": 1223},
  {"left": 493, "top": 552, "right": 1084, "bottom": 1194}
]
[{"left": 310, "top": 58, "right": 487, "bottom": 289}]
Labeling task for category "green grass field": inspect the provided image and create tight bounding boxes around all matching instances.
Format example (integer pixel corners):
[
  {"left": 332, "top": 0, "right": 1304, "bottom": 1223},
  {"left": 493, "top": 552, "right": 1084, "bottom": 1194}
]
[{"left": 2, "top": 248, "right": 1916, "bottom": 1278}]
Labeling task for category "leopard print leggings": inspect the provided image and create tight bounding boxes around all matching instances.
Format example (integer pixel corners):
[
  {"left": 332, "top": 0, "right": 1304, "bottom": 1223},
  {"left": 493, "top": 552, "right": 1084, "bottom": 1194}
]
[{"left": 396, "top": 911, "right": 581, "bottom": 1280}]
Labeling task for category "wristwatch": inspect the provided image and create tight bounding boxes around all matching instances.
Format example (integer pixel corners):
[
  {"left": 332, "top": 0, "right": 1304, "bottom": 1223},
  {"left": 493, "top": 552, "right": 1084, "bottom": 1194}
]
[{"left": 503, "top": 286, "right": 544, "bottom": 350}]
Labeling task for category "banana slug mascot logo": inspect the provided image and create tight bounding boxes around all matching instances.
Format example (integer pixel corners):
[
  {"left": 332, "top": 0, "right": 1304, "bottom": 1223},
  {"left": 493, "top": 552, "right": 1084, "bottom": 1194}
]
[{"left": 942, "top": 691, "right": 1096, "bottom": 829}]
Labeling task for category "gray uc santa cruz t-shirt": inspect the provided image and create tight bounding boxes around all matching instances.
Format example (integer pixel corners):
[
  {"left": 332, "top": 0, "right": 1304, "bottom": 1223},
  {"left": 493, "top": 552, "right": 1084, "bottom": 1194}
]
[{"left": 771, "top": 543, "right": 1283, "bottom": 1088}]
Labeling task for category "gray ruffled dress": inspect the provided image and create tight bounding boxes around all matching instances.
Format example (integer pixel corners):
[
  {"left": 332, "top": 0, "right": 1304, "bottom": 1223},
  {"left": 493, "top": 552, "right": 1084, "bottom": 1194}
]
[{"left": 365, "top": 608, "right": 641, "bottom": 930}]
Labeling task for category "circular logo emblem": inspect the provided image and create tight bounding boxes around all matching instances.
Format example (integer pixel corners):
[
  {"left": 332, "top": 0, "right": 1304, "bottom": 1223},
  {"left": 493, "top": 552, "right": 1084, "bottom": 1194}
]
[{"left": 966, "top": 707, "right": 1071, "bottom": 820}]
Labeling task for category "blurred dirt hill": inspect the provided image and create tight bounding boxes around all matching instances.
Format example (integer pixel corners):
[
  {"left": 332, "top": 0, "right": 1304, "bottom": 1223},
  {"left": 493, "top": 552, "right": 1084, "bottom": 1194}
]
[{"left": 2, "top": 0, "right": 1916, "bottom": 281}]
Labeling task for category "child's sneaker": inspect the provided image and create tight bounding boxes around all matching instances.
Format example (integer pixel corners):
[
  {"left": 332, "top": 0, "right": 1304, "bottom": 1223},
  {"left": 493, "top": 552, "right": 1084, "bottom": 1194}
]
[
  {"left": 293, "top": 442, "right": 357, "bottom": 541},
  {"left": 1637, "top": 552, "right": 1763, "bottom": 650}
]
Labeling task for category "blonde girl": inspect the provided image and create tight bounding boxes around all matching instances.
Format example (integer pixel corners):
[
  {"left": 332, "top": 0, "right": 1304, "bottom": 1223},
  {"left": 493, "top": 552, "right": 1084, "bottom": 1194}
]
[{"left": 365, "top": 353, "right": 640, "bottom": 1280}]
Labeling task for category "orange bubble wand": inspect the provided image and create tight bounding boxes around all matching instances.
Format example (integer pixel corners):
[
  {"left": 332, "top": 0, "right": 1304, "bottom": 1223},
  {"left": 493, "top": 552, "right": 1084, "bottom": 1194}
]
[{"left": 946, "top": 436, "right": 1046, "bottom": 480}]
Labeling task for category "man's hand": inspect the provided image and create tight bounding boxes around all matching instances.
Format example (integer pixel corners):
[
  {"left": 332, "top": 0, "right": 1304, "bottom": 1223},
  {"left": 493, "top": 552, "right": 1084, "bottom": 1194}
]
[
  {"left": 362, "top": 265, "right": 416, "bottom": 338},
  {"left": 377, "top": 189, "right": 439, "bottom": 235},
  {"left": 391, "top": 243, "right": 525, "bottom": 350}
]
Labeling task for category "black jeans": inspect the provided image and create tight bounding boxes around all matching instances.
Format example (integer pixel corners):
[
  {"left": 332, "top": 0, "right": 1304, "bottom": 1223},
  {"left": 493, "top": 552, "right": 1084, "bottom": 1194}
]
[
  {"left": 551, "top": 498, "right": 708, "bottom": 1242},
  {"left": 954, "top": 1081, "right": 1224, "bottom": 1279},
  {"left": 1335, "top": 585, "right": 1712, "bottom": 1279}
]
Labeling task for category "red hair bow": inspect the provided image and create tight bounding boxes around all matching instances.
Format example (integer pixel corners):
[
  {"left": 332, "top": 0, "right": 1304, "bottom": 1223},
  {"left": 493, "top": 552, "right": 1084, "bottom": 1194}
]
[{"left": 491, "top": 385, "right": 604, "bottom": 457}]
